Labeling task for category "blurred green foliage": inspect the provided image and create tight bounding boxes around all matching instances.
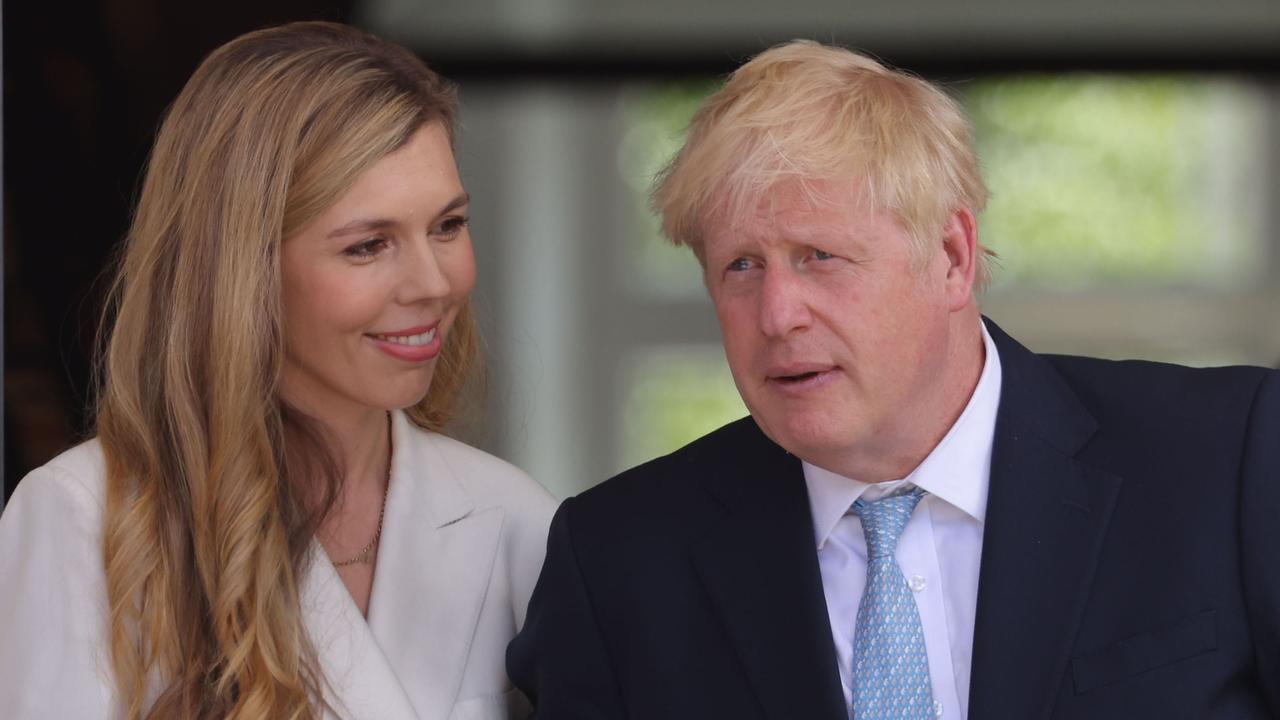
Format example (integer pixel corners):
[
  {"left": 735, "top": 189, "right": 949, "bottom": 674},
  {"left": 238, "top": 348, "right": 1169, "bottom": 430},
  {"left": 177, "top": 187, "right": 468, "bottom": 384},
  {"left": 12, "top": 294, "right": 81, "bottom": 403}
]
[
  {"left": 617, "top": 82, "right": 720, "bottom": 298},
  {"left": 967, "top": 75, "right": 1258, "bottom": 288},
  {"left": 619, "top": 347, "right": 746, "bottom": 470}
]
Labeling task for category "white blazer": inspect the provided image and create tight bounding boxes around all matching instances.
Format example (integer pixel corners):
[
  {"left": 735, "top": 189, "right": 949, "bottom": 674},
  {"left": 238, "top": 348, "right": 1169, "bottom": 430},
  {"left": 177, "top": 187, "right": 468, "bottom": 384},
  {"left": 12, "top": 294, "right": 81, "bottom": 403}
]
[{"left": 0, "top": 410, "right": 557, "bottom": 720}]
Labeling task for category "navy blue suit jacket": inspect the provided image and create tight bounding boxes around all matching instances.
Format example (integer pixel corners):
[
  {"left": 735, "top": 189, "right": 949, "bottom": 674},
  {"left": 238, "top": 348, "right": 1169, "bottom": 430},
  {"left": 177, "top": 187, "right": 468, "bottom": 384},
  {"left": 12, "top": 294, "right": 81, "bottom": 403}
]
[{"left": 509, "top": 322, "right": 1280, "bottom": 719}]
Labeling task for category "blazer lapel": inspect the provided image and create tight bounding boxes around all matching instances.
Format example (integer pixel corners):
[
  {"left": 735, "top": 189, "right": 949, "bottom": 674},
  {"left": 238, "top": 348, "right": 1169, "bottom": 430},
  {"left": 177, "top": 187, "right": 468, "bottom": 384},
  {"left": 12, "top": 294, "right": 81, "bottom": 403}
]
[
  {"left": 690, "top": 423, "right": 847, "bottom": 720},
  {"left": 365, "top": 412, "right": 504, "bottom": 720},
  {"left": 969, "top": 321, "right": 1124, "bottom": 719},
  {"left": 301, "top": 548, "right": 420, "bottom": 720}
]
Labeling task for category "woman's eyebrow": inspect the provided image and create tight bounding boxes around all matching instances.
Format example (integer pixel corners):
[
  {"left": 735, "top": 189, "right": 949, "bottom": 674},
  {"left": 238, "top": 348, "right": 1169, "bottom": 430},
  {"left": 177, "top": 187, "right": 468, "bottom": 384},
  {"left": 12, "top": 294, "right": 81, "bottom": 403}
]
[
  {"left": 326, "top": 193, "right": 469, "bottom": 239},
  {"left": 327, "top": 218, "right": 397, "bottom": 238},
  {"left": 437, "top": 192, "right": 470, "bottom": 215}
]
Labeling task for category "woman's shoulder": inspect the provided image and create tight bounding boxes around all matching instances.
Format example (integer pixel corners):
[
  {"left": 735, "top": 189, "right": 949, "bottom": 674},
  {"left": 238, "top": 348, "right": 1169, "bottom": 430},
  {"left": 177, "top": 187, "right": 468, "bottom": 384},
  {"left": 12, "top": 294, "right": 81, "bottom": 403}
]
[
  {"left": 399, "top": 423, "right": 556, "bottom": 521},
  {"left": 6, "top": 439, "right": 108, "bottom": 522},
  {"left": 0, "top": 440, "right": 119, "bottom": 718}
]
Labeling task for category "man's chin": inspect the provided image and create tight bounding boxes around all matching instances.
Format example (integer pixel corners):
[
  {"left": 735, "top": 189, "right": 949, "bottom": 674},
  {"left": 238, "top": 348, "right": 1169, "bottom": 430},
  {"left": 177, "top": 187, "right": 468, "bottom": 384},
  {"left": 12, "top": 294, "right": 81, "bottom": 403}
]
[{"left": 755, "top": 412, "right": 856, "bottom": 465}]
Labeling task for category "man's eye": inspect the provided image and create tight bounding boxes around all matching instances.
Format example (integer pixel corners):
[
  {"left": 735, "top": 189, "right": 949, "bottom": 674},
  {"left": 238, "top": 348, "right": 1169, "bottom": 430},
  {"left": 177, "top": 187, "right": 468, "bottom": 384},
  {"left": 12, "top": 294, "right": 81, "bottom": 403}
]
[
  {"left": 813, "top": 249, "right": 835, "bottom": 261},
  {"left": 344, "top": 237, "right": 388, "bottom": 259},
  {"left": 727, "top": 258, "right": 754, "bottom": 272}
]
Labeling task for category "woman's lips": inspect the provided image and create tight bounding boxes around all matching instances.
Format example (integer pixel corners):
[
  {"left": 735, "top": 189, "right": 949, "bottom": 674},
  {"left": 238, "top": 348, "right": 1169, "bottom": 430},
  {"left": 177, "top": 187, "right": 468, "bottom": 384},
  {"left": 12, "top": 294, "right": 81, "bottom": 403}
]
[{"left": 366, "top": 325, "right": 441, "bottom": 362}]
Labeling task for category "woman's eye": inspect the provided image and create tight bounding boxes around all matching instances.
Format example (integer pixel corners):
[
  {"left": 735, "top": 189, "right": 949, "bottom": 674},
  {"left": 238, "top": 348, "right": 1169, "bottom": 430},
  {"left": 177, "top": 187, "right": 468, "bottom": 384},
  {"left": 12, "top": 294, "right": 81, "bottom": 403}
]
[
  {"left": 435, "top": 215, "right": 470, "bottom": 238},
  {"left": 343, "top": 237, "right": 388, "bottom": 259}
]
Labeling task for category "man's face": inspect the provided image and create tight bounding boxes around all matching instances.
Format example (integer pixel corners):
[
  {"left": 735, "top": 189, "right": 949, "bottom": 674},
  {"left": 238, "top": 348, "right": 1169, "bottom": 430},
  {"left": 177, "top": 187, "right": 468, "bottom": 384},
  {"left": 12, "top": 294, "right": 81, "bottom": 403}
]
[{"left": 703, "top": 178, "right": 964, "bottom": 480}]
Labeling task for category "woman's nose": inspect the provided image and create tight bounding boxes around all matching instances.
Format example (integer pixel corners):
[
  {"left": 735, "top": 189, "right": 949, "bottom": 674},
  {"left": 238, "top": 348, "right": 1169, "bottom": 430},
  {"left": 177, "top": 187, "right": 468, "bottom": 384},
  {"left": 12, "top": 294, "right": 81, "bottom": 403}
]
[{"left": 397, "top": 242, "right": 452, "bottom": 303}]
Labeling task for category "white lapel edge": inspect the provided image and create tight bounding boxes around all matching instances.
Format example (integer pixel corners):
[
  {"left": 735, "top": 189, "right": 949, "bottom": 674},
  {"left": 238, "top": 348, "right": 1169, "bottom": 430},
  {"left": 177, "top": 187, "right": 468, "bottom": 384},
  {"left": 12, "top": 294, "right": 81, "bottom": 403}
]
[
  {"left": 366, "top": 412, "right": 507, "bottom": 720},
  {"left": 302, "top": 545, "right": 421, "bottom": 720}
]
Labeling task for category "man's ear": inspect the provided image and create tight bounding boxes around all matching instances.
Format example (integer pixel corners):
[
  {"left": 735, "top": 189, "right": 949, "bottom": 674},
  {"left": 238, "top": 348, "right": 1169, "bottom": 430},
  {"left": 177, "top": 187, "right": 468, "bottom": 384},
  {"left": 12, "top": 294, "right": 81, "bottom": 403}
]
[{"left": 940, "top": 207, "right": 978, "bottom": 311}]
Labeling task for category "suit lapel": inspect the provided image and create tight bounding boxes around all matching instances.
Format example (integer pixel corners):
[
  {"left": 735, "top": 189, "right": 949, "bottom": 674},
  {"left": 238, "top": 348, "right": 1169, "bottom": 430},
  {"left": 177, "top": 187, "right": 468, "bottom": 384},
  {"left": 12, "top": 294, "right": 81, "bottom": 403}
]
[
  {"left": 969, "top": 321, "right": 1123, "bottom": 719},
  {"left": 366, "top": 412, "right": 504, "bottom": 720},
  {"left": 691, "top": 422, "right": 847, "bottom": 720},
  {"left": 302, "top": 547, "right": 419, "bottom": 720}
]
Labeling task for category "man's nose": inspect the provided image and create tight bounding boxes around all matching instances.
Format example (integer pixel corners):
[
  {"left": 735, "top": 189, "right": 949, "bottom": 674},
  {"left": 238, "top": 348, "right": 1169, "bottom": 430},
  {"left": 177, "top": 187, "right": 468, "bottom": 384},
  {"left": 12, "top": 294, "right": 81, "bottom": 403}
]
[{"left": 758, "top": 266, "right": 811, "bottom": 338}]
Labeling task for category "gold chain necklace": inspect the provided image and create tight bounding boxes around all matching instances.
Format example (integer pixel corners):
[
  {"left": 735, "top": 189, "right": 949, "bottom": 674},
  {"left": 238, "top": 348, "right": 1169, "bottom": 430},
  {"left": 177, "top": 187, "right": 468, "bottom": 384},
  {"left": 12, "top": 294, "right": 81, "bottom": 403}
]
[{"left": 332, "top": 415, "right": 391, "bottom": 568}]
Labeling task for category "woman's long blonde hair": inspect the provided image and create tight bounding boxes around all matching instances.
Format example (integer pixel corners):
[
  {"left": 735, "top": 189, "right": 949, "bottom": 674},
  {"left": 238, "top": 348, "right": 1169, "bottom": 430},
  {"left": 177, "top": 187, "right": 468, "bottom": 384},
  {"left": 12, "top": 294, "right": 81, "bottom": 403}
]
[{"left": 94, "top": 22, "right": 476, "bottom": 719}]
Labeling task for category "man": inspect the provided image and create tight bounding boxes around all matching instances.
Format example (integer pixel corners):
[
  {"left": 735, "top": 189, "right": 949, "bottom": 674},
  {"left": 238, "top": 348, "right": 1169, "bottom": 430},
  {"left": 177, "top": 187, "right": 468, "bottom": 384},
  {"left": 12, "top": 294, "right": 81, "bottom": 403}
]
[{"left": 508, "top": 40, "right": 1280, "bottom": 719}]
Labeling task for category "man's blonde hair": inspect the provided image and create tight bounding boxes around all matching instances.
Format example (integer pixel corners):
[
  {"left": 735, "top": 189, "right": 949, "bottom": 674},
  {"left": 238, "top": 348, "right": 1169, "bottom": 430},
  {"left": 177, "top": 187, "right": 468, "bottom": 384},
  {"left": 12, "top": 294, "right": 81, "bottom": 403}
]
[{"left": 652, "top": 40, "right": 992, "bottom": 286}]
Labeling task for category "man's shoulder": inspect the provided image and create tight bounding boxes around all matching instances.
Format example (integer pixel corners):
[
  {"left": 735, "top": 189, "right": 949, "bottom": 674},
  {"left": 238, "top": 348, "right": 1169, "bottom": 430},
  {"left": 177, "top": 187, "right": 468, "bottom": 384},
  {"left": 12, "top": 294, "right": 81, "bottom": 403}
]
[
  {"left": 587, "top": 415, "right": 764, "bottom": 494},
  {"left": 568, "top": 415, "right": 771, "bottom": 525},
  {"left": 988, "top": 317, "right": 1274, "bottom": 416},
  {"left": 1031, "top": 352, "right": 1277, "bottom": 467},
  {"left": 1041, "top": 353, "right": 1273, "bottom": 417}
]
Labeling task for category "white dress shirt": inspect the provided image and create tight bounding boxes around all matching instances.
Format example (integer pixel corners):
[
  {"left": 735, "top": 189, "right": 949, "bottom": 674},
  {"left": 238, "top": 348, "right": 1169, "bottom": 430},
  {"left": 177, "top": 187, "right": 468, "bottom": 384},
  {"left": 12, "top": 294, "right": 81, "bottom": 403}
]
[{"left": 804, "top": 324, "right": 1001, "bottom": 720}]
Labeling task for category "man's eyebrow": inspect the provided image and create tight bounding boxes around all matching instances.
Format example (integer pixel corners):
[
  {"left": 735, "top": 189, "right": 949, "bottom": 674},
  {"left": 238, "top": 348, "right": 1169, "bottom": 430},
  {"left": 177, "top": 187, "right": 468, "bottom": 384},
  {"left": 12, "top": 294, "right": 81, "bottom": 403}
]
[{"left": 325, "top": 192, "right": 470, "bottom": 239}]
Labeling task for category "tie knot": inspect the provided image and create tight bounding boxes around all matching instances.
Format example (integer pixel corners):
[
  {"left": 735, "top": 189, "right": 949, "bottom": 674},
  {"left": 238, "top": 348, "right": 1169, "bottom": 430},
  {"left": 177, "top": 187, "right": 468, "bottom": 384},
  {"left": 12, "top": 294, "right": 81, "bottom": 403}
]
[{"left": 852, "top": 488, "right": 924, "bottom": 560}]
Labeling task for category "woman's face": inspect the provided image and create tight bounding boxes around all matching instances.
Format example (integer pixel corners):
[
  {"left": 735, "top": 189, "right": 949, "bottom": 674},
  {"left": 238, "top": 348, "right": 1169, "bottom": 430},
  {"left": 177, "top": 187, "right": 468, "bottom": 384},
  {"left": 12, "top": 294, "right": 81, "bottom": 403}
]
[{"left": 280, "top": 122, "right": 475, "bottom": 423}]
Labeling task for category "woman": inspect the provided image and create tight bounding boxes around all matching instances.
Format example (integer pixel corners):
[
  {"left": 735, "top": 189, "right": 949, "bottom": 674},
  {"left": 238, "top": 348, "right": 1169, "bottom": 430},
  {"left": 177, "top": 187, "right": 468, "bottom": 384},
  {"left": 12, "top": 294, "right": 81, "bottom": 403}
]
[{"left": 0, "top": 22, "right": 555, "bottom": 720}]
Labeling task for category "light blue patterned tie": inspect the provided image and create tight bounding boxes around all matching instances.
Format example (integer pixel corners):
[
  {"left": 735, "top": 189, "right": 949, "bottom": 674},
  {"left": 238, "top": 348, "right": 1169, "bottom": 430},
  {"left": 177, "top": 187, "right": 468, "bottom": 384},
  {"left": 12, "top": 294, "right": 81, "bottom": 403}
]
[{"left": 850, "top": 487, "right": 935, "bottom": 720}]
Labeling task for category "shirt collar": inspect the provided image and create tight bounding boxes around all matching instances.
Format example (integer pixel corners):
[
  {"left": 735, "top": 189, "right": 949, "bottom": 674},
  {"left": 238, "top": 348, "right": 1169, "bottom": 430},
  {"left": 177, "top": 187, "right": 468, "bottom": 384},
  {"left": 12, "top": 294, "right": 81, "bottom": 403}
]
[{"left": 803, "top": 321, "right": 1003, "bottom": 549}]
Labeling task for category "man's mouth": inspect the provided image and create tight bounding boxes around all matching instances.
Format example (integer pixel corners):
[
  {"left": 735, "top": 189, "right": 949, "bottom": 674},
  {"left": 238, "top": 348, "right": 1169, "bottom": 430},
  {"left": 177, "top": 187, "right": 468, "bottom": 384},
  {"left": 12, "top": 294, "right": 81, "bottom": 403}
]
[
  {"left": 775, "top": 371, "right": 822, "bottom": 384},
  {"left": 768, "top": 365, "right": 839, "bottom": 386}
]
